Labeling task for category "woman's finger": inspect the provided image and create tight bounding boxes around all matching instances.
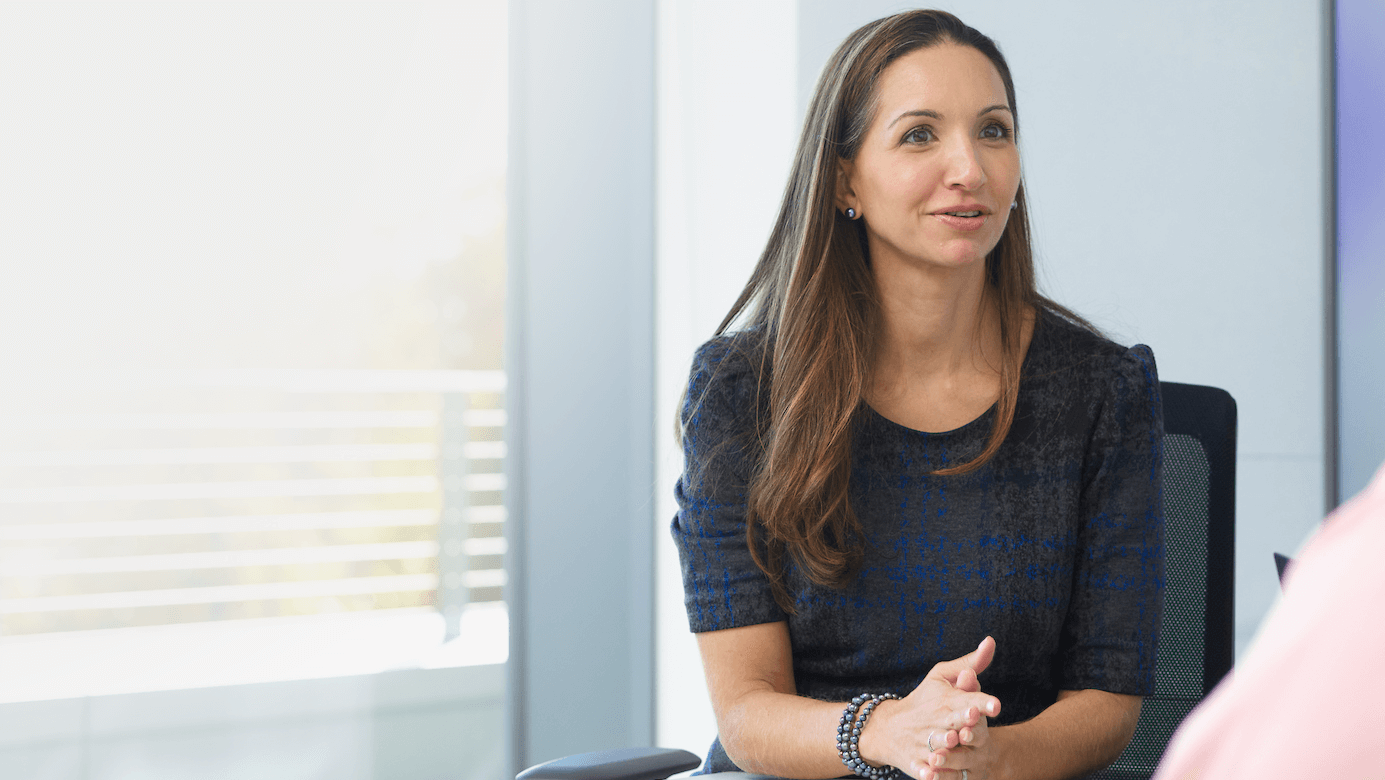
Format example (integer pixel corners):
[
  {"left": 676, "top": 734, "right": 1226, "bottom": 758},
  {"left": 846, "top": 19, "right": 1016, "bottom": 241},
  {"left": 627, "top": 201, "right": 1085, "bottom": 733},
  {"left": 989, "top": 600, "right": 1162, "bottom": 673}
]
[
  {"left": 918, "top": 763, "right": 981, "bottom": 780},
  {"left": 926, "top": 728, "right": 960, "bottom": 752},
  {"left": 928, "top": 637, "right": 996, "bottom": 683},
  {"left": 916, "top": 680, "right": 997, "bottom": 722},
  {"left": 959, "top": 720, "right": 989, "bottom": 748},
  {"left": 928, "top": 746, "right": 978, "bottom": 771},
  {"left": 909, "top": 758, "right": 940, "bottom": 780},
  {"left": 914, "top": 762, "right": 966, "bottom": 780},
  {"left": 948, "top": 695, "right": 999, "bottom": 724},
  {"left": 969, "top": 696, "right": 999, "bottom": 718},
  {"left": 955, "top": 667, "right": 980, "bottom": 693},
  {"left": 950, "top": 705, "right": 979, "bottom": 729}
]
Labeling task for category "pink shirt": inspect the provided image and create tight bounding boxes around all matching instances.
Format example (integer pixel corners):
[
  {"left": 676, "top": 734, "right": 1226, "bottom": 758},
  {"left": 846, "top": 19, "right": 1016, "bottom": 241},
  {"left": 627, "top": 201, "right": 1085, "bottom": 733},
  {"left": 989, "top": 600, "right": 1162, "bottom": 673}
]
[{"left": 1152, "top": 460, "right": 1385, "bottom": 779}]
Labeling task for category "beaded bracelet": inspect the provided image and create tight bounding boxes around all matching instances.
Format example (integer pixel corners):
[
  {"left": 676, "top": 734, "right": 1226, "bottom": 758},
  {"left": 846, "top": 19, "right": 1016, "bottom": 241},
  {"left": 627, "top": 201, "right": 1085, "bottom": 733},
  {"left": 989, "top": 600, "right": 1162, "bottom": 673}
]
[{"left": 837, "top": 692, "right": 901, "bottom": 780}]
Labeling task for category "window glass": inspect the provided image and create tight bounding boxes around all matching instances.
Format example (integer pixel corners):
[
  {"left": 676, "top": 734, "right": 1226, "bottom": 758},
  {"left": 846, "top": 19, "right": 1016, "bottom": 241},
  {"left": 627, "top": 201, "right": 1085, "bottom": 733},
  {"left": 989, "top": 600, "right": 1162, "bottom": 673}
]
[{"left": 0, "top": 2, "right": 506, "bottom": 777}]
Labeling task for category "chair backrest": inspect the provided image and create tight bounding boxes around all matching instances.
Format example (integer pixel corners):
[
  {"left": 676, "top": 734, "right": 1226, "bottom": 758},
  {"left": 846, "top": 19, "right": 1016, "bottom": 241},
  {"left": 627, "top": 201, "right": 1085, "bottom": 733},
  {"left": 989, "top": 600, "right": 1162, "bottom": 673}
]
[{"left": 1093, "top": 381, "right": 1236, "bottom": 780}]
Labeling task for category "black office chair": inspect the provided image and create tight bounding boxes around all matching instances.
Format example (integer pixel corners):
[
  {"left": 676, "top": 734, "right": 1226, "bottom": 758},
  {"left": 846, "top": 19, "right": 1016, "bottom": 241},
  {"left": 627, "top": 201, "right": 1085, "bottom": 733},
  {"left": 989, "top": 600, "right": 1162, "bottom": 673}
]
[
  {"left": 521, "top": 383, "right": 1238, "bottom": 780},
  {"left": 1090, "top": 381, "right": 1236, "bottom": 780}
]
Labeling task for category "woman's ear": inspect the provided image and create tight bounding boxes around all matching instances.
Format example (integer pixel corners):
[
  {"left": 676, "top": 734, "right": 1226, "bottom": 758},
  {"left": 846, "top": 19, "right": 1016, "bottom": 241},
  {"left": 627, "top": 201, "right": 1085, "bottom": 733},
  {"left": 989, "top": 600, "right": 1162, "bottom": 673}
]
[{"left": 835, "top": 160, "right": 858, "bottom": 216}]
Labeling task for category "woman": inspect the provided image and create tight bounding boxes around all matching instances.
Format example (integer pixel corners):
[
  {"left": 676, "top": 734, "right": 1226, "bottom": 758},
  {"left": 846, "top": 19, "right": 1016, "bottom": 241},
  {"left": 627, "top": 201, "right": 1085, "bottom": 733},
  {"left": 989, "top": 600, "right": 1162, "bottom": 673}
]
[{"left": 672, "top": 10, "right": 1164, "bottom": 780}]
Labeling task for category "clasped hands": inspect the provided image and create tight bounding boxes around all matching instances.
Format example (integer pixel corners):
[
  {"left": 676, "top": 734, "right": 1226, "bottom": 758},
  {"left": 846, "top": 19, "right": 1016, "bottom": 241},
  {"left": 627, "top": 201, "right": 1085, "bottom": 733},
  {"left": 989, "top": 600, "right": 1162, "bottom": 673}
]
[{"left": 855, "top": 636, "right": 1002, "bottom": 780}]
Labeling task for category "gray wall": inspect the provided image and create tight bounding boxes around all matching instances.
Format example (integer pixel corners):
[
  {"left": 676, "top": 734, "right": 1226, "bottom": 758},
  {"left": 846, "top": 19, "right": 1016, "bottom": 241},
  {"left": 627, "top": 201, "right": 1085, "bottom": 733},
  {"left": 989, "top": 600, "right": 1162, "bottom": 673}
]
[{"left": 506, "top": 0, "right": 657, "bottom": 774}]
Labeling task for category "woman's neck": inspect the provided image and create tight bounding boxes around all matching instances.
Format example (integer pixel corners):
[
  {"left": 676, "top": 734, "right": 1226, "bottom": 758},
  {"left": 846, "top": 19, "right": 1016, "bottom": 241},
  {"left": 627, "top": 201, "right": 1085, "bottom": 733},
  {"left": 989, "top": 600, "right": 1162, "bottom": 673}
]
[{"left": 870, "top": 256, "right": 999, "bottom": 386}]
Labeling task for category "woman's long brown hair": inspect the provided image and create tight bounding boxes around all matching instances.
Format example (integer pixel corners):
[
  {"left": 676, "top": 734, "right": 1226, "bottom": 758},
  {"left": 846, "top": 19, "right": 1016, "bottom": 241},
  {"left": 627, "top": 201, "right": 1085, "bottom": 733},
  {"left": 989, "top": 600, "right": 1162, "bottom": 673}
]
[{"left": 693, "top": 10, "right": 1095, "bottom": 612}]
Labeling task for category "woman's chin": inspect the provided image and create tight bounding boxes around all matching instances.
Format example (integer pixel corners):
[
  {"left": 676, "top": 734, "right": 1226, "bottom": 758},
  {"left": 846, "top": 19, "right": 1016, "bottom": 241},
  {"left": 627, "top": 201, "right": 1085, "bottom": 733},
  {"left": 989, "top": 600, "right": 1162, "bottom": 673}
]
[
  {"left": 930, "top": 238, "right": 999, "bottom": 269},
  {"left": 918, "top": 248, "right": 988, "bottom": 271},
  {"left": 869, "top": 233, "right": 994, "bottom": 273}
]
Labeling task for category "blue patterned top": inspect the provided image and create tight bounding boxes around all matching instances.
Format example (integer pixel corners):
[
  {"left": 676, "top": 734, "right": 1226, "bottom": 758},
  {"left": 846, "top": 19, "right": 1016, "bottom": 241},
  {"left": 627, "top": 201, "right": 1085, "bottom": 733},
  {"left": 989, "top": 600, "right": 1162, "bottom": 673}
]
[{"left": 673, "top": 309, "right": 1165, "bottom": 774}]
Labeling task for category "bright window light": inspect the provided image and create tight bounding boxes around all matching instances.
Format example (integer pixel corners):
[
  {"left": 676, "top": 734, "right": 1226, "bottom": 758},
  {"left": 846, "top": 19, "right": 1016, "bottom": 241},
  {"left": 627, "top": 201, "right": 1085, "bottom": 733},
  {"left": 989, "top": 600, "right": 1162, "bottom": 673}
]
[{"left": 0, "top": 0, "right": 509, "bottom": 707}]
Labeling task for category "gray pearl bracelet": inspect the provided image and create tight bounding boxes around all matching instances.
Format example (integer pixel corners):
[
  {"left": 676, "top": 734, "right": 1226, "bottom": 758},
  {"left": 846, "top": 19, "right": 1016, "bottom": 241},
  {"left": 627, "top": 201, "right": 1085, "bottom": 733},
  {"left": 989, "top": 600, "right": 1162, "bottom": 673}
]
[{"left": 837, "top": 692, "right": 901, "bottom": 780}]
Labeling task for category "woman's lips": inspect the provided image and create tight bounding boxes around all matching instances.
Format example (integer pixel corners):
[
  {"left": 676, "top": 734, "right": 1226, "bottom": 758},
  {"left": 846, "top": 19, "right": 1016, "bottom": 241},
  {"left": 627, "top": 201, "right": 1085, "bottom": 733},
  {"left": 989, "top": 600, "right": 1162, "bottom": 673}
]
[{"left": 932, "top": 212, "right": 987, "bottom": 231}]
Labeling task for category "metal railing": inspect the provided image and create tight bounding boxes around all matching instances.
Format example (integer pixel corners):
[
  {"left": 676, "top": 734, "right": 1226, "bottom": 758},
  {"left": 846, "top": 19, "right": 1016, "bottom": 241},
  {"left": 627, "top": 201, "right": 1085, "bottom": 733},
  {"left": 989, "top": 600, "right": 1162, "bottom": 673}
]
[{"left": 0, "top": 370, "right": 505, "bottom": 640}]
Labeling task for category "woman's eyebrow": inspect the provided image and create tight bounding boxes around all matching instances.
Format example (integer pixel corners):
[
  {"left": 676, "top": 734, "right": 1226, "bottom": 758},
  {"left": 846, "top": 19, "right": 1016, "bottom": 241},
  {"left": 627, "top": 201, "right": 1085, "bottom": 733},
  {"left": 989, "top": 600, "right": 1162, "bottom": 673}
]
[{"left": 887, "top": 104, "right": 1013, "bottom": 128}]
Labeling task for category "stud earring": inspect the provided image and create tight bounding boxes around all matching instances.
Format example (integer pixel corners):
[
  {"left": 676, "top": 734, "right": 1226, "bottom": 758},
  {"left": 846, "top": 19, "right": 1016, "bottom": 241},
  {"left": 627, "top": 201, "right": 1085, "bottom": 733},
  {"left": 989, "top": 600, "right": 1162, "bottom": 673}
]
[
  {"left": 846, "top": 208, "right": 857, "bottom": 219},
  {"left": 1011, "top": 201, "right": 1018, "bottom": 210}
]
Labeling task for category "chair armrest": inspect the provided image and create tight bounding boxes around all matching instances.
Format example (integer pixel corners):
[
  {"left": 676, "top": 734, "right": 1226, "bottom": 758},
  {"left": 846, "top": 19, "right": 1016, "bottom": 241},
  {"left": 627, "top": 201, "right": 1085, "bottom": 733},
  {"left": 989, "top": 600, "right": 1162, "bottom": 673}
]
[{"left": 517, "top": 747, "right": 702, "bottom": 780}]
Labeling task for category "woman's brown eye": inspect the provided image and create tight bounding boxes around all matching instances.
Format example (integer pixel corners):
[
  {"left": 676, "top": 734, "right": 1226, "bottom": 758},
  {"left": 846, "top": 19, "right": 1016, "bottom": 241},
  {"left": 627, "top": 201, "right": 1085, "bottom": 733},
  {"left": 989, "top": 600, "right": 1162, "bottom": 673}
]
[
  {"left": 982, "top": 123, "right": 1011, "bottom": 140},
  {"left": 904, "top": 127, "right": 934, "bottom": 144}
]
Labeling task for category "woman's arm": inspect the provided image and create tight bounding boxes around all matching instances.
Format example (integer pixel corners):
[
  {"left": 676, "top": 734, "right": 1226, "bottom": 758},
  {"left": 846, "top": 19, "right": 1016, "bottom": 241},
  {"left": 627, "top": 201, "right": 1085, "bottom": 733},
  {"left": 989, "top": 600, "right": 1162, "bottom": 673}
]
[
  {"left": 926, "top": 690, "right": 1141, "bottom": 780},
  {"left": 699, "top": 623, "right": 1000, "bottom": 779},
  {"left": 920, "top": 344, "right": 1159, "bottom": 780},
  {"left": 698, "top": 622, "right": 839, "bottom": 778}
]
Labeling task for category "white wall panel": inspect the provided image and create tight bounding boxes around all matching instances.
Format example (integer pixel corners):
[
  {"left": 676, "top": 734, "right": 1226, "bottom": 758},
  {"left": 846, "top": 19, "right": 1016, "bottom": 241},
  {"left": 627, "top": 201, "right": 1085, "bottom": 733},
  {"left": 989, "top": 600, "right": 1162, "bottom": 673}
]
[{"left": 654, "top": 0, "right": 798, "bottom": 759}]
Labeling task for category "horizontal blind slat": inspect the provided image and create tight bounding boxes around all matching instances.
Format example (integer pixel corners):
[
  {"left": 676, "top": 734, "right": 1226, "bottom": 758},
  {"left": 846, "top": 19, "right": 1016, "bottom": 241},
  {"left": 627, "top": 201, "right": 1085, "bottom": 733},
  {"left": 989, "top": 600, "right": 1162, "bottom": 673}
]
[
  {"left": 0, "top": 444, "right": 442, "bottom": 466},
  {"left": 0, "top": 510, "right": 442, "bottom": 539},
  {"left": 0, "top": 476, "right": 439, "bottom": 504},
  {"left": 0, "top": 372, "right": 508, "bottom": 633},
  {"left": 0, "top": 574, "right": 441, "bottom": 614},
  {"left": 3, "top": 540, "right": 442, "bottom": 575}
]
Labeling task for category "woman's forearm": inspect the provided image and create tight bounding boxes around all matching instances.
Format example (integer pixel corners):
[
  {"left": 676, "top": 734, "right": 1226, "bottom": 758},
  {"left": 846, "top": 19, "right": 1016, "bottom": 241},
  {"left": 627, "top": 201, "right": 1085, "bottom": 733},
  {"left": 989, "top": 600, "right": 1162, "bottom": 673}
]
[
  {"left": 699, "top": 623, "right": 855, "bottom": 778},
  {"left": 716, "top": 688, "right": 850, "bottom": 779},
  {"left": 987, "top": 690, "right": 1142, "bottom": 780},
  {"left": 699, "top": 626, "right": 997, "bottom": 779}
]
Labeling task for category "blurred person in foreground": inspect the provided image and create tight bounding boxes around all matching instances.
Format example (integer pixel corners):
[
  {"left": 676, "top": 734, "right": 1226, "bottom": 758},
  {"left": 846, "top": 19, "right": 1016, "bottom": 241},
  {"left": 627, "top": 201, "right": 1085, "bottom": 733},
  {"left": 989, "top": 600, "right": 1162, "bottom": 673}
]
[{"left": 1152, "top": 459, "right": 1385, "bottom": 780}]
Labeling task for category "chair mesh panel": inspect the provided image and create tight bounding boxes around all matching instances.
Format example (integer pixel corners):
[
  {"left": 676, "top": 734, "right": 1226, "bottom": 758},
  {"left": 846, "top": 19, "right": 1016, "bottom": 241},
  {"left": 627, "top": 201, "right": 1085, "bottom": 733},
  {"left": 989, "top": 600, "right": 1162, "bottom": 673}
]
[
  {"left": 1091, "top": 434, "right": 1209, "bottom": 779},
  {"left": 1154, "top": 434, "right": 1209, "bottom": 700}
]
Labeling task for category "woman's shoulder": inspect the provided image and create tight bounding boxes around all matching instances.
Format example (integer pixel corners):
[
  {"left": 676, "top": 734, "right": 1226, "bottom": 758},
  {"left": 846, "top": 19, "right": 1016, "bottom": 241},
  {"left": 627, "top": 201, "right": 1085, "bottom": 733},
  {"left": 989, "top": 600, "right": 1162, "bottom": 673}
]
[
  {"left": 1028, "top": 306, "right": 1157, "bottom": 385},
  {"left": 1023, "top": 308, "right": 1162, "bottom": 471},
  {"left": 683, "top": 330, "right": 769, "bottom": 426},
  {"left": 689, "top": 330, "right": 764, "bottom": 387},
  {"left": 691, "top": 329, "right": 755, "bottom": 370}
]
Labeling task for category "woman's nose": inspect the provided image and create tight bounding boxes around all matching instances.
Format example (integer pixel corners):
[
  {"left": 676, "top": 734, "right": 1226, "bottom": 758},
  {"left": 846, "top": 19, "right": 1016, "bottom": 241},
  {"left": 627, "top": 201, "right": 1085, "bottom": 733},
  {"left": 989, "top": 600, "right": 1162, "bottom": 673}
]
[{"left": 943, "top": 139, "right": 986, "bottom": 191}]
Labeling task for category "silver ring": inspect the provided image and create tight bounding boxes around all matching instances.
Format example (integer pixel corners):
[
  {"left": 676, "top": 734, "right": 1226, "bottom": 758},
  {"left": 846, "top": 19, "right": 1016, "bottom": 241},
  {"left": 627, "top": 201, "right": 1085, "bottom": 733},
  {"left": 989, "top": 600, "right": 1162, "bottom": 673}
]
[
  {"left": 962, "top": 771, "right": 969, "bottom": 780},
  {"left": 927, "top": 731, "right": 938, "bottom": 752}
]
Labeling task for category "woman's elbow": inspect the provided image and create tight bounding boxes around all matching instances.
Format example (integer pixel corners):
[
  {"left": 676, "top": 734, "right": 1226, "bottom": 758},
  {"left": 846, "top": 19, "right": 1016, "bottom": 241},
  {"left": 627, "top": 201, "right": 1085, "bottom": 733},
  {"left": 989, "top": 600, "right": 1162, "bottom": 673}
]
[
  {"left": 1104, "top": 695, "right": 1143, "bottom": 762},
  {"left": 714, "top": 702, "right": 765, "bottom": 774},
  {"left": 1056, "top": 689, "right": 1144, "bottom": 766}
]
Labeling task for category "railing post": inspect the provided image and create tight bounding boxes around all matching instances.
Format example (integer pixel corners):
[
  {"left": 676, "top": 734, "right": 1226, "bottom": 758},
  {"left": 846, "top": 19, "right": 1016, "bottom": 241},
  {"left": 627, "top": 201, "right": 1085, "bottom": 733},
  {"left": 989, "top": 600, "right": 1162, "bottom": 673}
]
[{"left": 438, "top": 391, "right": 471, "bottom": 641}]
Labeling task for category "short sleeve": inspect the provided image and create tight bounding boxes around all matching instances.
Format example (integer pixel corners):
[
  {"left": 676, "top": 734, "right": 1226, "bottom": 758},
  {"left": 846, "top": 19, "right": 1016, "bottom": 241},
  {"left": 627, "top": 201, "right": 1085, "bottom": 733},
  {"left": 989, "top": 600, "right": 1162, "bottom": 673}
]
[
  {"left": 1059, "top": 344, "right": 1165, "bottom": 695},
  {"left": 671, "top": 337, "right": 787, "bottom": 633}
]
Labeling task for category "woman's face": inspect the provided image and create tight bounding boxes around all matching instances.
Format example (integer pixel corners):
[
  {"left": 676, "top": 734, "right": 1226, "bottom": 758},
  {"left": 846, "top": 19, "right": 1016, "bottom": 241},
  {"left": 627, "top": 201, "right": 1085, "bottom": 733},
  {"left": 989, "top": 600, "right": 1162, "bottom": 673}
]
[{"left": 838, "top": 43, "right": 1020, "bottom": 274}]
